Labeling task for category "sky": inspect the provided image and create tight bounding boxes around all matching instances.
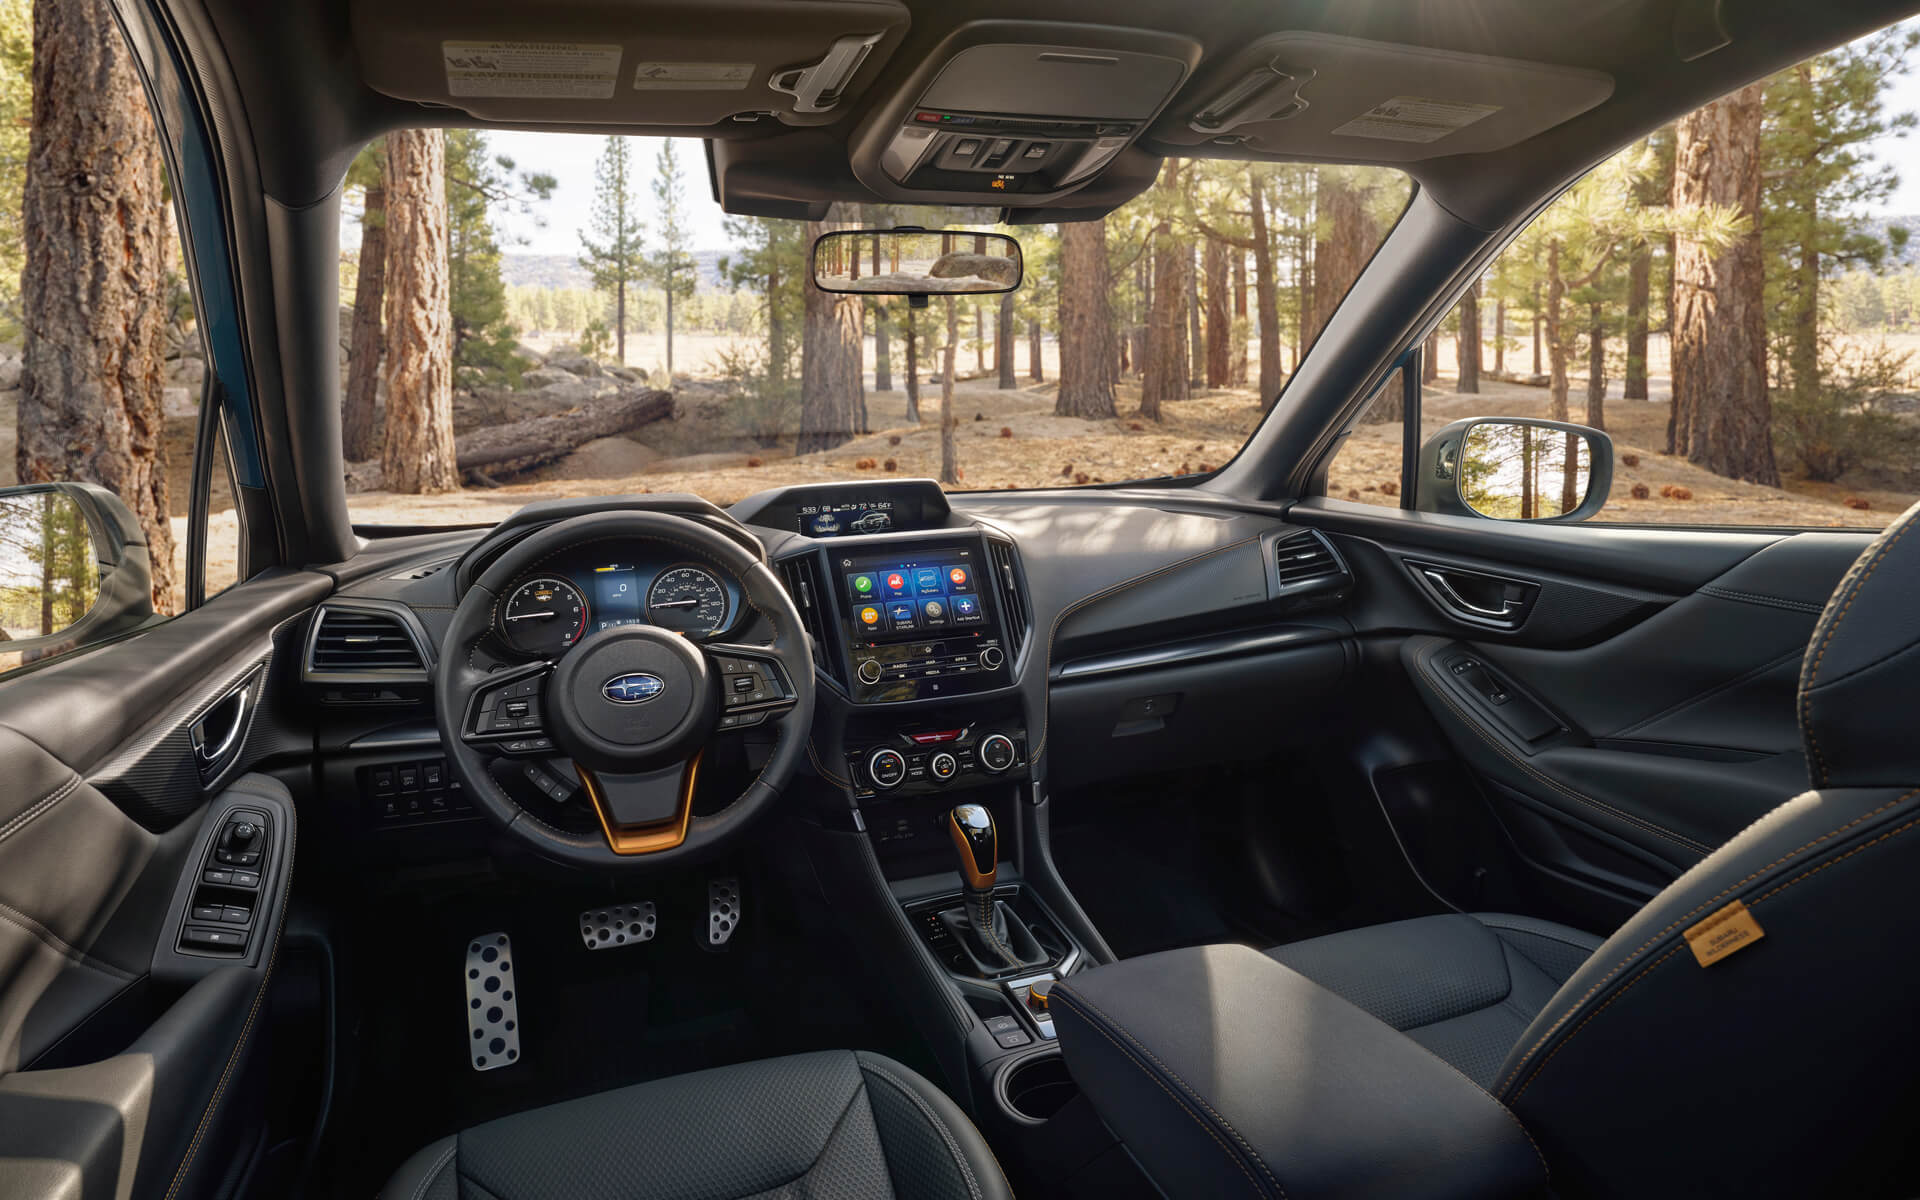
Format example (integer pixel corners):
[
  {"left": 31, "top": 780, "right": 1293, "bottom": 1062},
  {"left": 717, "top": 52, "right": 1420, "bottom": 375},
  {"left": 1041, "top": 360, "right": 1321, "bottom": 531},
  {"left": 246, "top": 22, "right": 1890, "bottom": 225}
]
[{"left": 470, "top": 26, "right": 1920, "bottom": 260}]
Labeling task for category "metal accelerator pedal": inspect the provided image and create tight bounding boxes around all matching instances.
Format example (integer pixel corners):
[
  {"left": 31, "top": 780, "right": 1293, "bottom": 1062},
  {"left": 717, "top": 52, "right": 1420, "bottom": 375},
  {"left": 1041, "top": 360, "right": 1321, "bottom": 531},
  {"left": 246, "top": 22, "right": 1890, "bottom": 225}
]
[
  {"left": 579, "top": 901, "right": 657, "bottom": 950},
  {"left": 465, "top": 932, "right": 521, "bottom": 1072},
  {"left": 708, "top": 877, "right": 741, "bottom": 947}
]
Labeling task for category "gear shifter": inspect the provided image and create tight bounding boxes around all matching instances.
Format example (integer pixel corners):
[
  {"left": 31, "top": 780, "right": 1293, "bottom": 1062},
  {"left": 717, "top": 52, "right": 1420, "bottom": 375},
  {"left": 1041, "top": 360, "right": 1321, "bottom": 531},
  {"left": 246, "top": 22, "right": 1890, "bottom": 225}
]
[{"left": 946, "top": 804, "right": 1026, "bottom": 970}]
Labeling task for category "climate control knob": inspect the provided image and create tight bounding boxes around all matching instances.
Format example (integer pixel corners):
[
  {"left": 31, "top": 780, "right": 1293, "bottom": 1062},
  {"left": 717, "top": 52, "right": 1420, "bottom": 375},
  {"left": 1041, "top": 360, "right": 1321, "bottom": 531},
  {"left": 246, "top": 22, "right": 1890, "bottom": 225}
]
[
  {"left": 856, "top": 659, "right": 883, "bottom": 685},
  {"left": 978, "top": 733, "right": 1017, "bottom": 773},
  {"left": 866, "top": 748, "right": 907, "bottom": 790},
  {"left": 979, "top": 645, "right": 1005, "bottom": 670},
  {"left": 929, "top": 751, "right": 958, "bottom": 781}
]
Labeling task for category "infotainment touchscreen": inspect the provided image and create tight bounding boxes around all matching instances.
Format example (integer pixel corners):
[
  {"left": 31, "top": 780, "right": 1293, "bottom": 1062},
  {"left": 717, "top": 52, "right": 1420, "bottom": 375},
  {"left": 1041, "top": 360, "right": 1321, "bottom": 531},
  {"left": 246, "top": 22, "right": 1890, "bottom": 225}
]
[{"left": 829, "top": 542, "right": 1008, "bottom": 702}]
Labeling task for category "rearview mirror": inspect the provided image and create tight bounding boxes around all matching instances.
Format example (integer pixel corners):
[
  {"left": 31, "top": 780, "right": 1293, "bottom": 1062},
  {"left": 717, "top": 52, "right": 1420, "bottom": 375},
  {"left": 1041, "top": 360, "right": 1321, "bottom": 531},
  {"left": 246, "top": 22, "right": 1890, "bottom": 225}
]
[
  {"left": 1416, "top": 418, "right": 1614, "bottom": 523},
  {"left": 0, "top": 483, "right": 155, "bottom": 668},
  {"left": 811, "top": 229, "right": 1023, "bottom": 296}
]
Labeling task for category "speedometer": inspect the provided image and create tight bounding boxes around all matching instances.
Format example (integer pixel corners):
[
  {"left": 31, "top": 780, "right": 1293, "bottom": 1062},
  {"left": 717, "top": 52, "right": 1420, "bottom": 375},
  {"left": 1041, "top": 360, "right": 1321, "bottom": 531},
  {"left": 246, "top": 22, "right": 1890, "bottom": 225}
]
[
  {"left": 499, "top": 577, "right": 588, "bottom": 657},
  {"left": 646, "top": 566, "right": 728, "bottom": 636}
]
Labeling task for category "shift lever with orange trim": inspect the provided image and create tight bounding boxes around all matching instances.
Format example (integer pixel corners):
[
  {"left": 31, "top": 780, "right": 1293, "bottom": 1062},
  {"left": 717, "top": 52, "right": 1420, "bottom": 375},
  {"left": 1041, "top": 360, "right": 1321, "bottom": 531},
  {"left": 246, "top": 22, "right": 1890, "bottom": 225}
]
[{"left": 947, "top": 804, "right": 1022, "bottom": 969}]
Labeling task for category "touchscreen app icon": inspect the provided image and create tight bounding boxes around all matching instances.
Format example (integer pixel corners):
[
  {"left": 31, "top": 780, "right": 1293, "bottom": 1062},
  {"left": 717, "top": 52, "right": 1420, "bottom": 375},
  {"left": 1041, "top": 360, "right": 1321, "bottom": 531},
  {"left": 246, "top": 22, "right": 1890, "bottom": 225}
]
[
  {"left": 914, "top": 567, "right": 943, "bottom": 594},
  {"left": 951, "top": 594, "right": 983, "bottom": 623},
  {"left": 858, "top": 605, "right": 881, "bottom": 627},
  {"left": 947, "top": 565, "right": 970, "bottom": 589},
  {"left": 921, "top": 598, "right": 948, "bottom": 625},
  {"left": 883, "top": 572, "right": 910, "bottom": 598},
  {"left": 850, "top": 573, "right": 875, "bottom": 597},
  {"left": 886, "top": 601, "right": 918, "bottom": 630}
]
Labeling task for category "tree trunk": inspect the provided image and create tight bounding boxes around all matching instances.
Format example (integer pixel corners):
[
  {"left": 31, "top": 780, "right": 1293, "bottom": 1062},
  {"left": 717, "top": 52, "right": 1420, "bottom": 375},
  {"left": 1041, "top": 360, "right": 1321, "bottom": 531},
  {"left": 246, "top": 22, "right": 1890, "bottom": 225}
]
[
  {"left": 974, "top": 304, "right": 985, "bottom": 375},
  {"left": 939, "top": 297, "right": 958, "bottom": 484},
  {"left": 1624, "top": 243, "right": 1651, "bottom": 400},
  {"left": 903, "top": 306, "right": 920, "bottom": 423},
  {"left": 451, "top": 388, "right": 672, "bottom": 476},
  {"left": 1187, "top": 244, "right": 1204, "bottom": 388},
  {"left": 1586, "top": 300, "right": 1606, "bottom": 430},
  {"left": 1028, "top": 319, "right": 1043, "bottom": 382},
  {"left": 1493, "top": 298, "right": 1506, "bottom": 373},
  {"left": 1140, "top": 162, "right": 1191, "bottom": 421},
  {"left": 1056, "top": 218, "right": 1116, "bottom": 418},
  {"left": 1671, "top": 84, "right": 1777, "bottom": 485},
  {"left": 1248, "top": 175, "right": 1283, "bottom": 408},
  {"left": 1531, "top": 282, "right": 1543, "bottom": 377},
  {"left": 872, "top": 303, "right": 892, "bottom": 391},
  {"left": 997, "top": 291, "right": 1017, "bottom": 388},
  {"left": 767, "top": 261, "right": 786, "bottom": 384},
  {"left": 19, "top": 0, "right": 176, "bottom": 611},
  {"left": 1457, "top": 282, "right": 1481, "bottom": 393},
  {"left": 798, "top": 211, "right": 868, "bottom": 453},
  {"left": 344, "top": 179, "right": 386, "bottom": 461},
  {"left": 1545, "top": 240, "right": 1570, "bottom": 422},
  {"left": 1308, "top": 171, "right": 1377, "bottom": 350},
  {"left": 1203, "top": 236, "right": 1230, "bottom": 387},
  {"left": 614, "top": 277, "right": 627, "bottom": 364},
  {"left": 1783, "top": 61, "right": 1820, "bottom": 412},
  {"left": 1130, "top": 256, "right": 1148, "bottom": 376},
  {"left": 1230, "top": 247, "right": 1249, "bottom": 387},
  {"left": 1421, "top": 331, "right": 1440, "bottom": 384},
  {"left": 381, "top": 130, "right": 459, "bottom": 494},
  {"left": 664, "top": 288, "right": 675, "bottom": 379}
]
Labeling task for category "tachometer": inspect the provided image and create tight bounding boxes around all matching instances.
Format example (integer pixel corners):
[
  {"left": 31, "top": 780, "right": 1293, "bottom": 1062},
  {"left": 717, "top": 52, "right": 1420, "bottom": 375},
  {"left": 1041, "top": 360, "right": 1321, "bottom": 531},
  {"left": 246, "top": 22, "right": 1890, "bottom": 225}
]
[
  {"left": 499, "top": 577, "right": 588, "bottom": 656},
  {"left": 646, "top": 565, "right": 728, "bottom": 636}
]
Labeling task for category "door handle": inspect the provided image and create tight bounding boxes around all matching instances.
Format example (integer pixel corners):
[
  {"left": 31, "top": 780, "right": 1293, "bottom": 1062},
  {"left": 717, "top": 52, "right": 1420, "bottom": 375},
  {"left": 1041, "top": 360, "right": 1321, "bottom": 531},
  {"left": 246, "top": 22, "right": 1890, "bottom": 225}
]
[
  {"left": 1421, "top": 569, "right": 1518, "bottom": 618},
  {"left": 189, "top": 673, "right": 257, "bottom": 781}
]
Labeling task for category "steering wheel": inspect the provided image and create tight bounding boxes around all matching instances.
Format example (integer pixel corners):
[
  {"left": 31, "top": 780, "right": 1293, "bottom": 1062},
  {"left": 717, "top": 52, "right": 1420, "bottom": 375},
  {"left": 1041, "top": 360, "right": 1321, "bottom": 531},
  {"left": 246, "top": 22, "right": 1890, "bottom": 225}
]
[{"left": 434, "top": 511, "right": 816, "bottom": 870}]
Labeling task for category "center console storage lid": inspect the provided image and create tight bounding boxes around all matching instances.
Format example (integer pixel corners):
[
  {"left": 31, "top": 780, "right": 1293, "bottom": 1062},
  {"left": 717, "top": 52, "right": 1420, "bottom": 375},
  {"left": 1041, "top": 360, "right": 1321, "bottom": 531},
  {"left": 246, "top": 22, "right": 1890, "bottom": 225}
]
[{"left": 1051, "top": 944, "right": 1546, "bottom": 1199}]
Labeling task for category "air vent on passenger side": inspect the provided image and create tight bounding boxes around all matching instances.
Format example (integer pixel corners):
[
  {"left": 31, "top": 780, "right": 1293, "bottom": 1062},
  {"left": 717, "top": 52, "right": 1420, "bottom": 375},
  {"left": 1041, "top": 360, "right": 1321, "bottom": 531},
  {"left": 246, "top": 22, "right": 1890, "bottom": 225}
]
[
  {"left": 986, "top": 537, "right": 1029, "bottom": 661},
  {"left": 776, "top": 553, "right": 842, "bottom": 686},
  {"left": 305, "top": 603, "right": 429, "bottom": 678},
  {"left": 1272, "top": 530, "right": 1350, "bottom": 590}
]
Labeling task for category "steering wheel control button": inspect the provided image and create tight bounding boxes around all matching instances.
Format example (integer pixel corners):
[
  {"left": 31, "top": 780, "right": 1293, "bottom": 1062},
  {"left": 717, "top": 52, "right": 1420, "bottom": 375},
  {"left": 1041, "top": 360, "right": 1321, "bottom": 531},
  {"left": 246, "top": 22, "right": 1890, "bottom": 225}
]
[
  {"left": 930, "top": 752, "right": 959, "bottom": 781},
  {"left": 868, "top": 748, "right": 908, "bottom": 790},
  {"left": 978, "top": 734, "right": 1017, "bottom": 773},
  {"left": 465, "top": 933, "right": 521, "bottom": 1072}
]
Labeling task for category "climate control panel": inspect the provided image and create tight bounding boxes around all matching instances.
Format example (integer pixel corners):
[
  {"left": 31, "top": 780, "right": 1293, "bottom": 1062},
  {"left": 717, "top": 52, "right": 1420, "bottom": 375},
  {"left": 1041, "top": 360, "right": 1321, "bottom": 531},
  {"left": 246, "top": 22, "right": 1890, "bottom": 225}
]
[{"left": 846, "top": 723, "right": 1027, "bottom": 798}]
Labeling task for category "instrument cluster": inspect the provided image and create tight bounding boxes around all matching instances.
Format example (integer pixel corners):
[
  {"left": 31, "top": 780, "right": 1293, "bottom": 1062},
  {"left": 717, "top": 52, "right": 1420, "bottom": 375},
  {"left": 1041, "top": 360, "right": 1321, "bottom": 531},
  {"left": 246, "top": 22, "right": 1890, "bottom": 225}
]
[{"left": 494, "top": 553, "right": 742, "bottom": 658}]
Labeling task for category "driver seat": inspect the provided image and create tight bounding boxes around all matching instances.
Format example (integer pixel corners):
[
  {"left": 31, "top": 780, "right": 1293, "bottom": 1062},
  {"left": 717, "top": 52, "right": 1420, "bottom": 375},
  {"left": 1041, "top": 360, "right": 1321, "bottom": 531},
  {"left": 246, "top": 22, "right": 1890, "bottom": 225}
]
[{"left": 379, "top": 1050, "right": 1011, "bottom": 1200}]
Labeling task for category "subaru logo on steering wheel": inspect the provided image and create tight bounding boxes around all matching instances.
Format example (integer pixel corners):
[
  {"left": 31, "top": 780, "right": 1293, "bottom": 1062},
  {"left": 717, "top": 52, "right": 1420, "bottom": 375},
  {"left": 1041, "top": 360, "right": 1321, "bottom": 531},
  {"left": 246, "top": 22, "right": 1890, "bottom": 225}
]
[{"left": 603, "top": 673, "right": 666, "bottom": 704}]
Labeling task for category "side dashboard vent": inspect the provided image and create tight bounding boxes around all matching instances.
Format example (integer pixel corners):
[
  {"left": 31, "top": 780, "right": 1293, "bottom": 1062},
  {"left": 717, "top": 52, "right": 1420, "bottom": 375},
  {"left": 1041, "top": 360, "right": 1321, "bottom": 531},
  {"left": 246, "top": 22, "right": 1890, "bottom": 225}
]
[
  {"left": 986, "top": 538, "right": 1029, "bottom": 660},
  {"left": 1273, "top": 530, "right": 1349, "bottom": 589},
  {"left": 777, "top": 554, "right": 842, "bottom": 685},
  {"left": 306, "top": 604, "right": 428, "bottom": 677}
]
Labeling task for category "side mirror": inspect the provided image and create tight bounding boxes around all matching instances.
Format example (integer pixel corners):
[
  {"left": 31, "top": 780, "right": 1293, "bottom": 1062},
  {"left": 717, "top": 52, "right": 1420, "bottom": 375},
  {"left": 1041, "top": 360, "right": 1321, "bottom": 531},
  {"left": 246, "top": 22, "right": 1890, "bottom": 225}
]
[
  {"left": 1416, "top": 418, "right": 1613, "bottom": 523},
  {"left": 0, "top": 482, "right": 155, "bottom": 668},
  {"left": 810, "top": 228, "right": 1023, "bottom": 298}
]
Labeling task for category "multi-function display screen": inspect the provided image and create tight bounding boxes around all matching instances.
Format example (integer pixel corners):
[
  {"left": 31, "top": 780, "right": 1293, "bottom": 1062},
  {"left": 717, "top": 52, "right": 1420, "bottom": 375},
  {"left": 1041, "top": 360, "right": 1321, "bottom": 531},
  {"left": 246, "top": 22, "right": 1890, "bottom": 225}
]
[
  {"left": 798, "top": 498, "right": 898, "bottom": 538},
  {"left": 841, "top": 550, "right": 989, "bottom": 641}
]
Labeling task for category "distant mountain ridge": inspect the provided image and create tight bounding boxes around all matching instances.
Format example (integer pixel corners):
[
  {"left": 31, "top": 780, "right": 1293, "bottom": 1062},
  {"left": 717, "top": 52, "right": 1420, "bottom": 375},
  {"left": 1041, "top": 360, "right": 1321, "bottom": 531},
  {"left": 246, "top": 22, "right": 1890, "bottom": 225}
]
[{"left": 503, "top": 250, "right": 729, "bottom": 291}]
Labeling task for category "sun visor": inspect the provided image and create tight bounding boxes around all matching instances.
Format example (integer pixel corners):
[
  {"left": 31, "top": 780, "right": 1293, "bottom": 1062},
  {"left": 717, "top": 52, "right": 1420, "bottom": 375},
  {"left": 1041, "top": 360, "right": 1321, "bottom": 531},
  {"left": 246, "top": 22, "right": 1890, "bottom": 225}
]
[
  {"left": 351, "top": 0, "right": 909, "bottom": 127},
  {"left": 1151, "top": 33, "right": 1613, "bottom": 162}
]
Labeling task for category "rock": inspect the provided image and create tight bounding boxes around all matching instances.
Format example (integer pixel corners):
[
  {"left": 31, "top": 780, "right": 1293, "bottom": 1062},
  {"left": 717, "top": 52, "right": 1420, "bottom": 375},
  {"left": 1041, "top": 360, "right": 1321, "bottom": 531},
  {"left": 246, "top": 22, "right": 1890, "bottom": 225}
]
[
  {"left": 0, "top": 357, "right": 19, "bottom": 391},
  {"left": 545, "top": 349, "right": 602, "bottom": 377},
  {"left": 555, "top": 436, "right": 664, "bottom": 479},
  {"left": 163, "top": 387, "right": 197, "bottom": 419},
  {"left": 521, "top": 366, "right": 581, "bottom": 390},
  {"left": 606, "top": 366, "right": 640, "bottom": 384},
  {"left": 515, "top": 342, "right": 547, "bottom": 365},
  {"left": 169, "top": 356, "right": 206, "bottom": 388},
  {"left": 455, "top": 365, "right": 489, "bottom": 390}
]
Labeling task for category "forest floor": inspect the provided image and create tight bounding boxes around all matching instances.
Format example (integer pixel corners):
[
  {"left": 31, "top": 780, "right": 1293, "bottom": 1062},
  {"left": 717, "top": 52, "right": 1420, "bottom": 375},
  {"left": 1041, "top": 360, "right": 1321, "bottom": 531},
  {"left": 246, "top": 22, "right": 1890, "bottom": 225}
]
[{"left": 341, "top": 371, "right": 1914, "bottom": 530}]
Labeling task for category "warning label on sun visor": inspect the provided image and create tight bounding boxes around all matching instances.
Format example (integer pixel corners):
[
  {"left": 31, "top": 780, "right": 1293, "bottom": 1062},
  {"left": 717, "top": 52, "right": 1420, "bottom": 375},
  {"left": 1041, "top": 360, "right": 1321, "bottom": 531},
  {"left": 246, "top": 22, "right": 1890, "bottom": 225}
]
[
  {"left": 442, "top": 42, "right": 622, "bottom": 100},
  {"left": 1331, "top": 97, "right": 1501, "bottom": 144},
  {"left": 632, "top": 62, "right": 756, "bottom": 90}
]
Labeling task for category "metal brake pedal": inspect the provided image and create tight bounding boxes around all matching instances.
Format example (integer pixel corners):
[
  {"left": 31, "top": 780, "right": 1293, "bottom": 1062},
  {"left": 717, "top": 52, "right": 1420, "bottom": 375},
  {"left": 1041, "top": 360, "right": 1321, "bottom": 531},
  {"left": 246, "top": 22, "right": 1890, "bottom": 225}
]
[
  {"left": 465, "top": 932, "right": 521, "bottom": 1072},
  {"left": 708, "top": 877, "right": 741, "bottom": 947},
  {"left": 580, "top": 901, "right": 656, "bottom": 950}
]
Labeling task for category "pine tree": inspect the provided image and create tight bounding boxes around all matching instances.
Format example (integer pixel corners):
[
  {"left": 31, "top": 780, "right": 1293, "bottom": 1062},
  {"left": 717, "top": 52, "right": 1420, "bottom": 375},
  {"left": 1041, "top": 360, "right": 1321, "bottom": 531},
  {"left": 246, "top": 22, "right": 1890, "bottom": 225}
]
[
  {"left": 797, "top": 206, "right": 867, "bottom": 453},
  {"left": 649, "top": 140, "right": 696, "bottom": 380},
  {"left": 0, "top": 0, "right": 33, "bottom": 340},
  {"left": 381, "top": 129, "right": 458, "bottom": 494},
  {"left": 342, "top": 140, "right": 386, "bottom": 461},
  {"left": 444, "top": 130, "right": 553, "bottom": 383},
  {"left": 1055, "top": 218, "right": 1114, "bottom": 416},
  {"left": 579, "top": 137, "right": 646, "bottom": 364}
]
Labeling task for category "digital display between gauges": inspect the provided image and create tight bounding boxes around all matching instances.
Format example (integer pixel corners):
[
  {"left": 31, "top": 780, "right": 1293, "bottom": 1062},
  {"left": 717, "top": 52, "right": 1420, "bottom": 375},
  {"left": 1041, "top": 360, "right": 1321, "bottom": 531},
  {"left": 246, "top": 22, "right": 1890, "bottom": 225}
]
[
  {"left": 499, "top": 577, "right": 588, "bottom": 656},
  {"left": 589, "top": 564, "right": 645, "bottom": 632},
  {"left": 646, "top": 565, "right": 728, "bottom": 636}
]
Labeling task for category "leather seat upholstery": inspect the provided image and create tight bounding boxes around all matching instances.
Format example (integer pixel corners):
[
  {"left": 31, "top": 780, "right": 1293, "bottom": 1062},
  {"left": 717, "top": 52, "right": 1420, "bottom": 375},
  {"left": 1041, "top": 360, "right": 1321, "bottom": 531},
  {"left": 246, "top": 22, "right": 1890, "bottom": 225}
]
[{"left": 380, "top": 1050, "right": 1011, "bottom": 1200}]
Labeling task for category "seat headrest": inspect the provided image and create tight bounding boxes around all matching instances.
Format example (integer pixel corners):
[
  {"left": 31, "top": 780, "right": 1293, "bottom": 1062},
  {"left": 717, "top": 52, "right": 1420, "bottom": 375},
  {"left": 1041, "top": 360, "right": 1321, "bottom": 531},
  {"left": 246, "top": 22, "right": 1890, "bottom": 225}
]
[{"left": 1799, "top": 500, "right": 1920, "bottom": 789}]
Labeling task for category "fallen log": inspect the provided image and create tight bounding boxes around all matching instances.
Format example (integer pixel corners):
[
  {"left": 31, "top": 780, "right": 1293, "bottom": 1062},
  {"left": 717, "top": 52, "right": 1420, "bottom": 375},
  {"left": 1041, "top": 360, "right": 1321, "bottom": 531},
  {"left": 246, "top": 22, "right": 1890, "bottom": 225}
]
[{"left": 453, "top": 387, "right": 674, "bottom": 475}]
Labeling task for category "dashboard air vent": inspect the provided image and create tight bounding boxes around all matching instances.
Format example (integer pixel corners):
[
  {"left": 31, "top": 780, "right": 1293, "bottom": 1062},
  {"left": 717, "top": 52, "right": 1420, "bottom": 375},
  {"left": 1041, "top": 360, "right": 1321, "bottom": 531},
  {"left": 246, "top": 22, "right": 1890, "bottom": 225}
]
[
  {"left": 776, "top": 554, "right": 841, "bottom": 685},
  {"left": 385, "top": 557, "right": 455, "bottom": 582},
  {"left": 986, "top": 538, "right": 1029, "bottom": 660},
  {"left": 306, "top": 605, "right": 427, "bottom": 675},
  {"left": 1273, "top": 530, "right": 1347, "bottom": 589}
]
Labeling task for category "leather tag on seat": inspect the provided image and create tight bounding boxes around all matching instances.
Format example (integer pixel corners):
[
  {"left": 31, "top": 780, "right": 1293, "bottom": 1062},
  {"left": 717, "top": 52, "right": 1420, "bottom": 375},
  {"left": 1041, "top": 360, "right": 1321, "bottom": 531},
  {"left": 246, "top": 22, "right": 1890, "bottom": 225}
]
[{"left": 1684, "top": 899, "right": 1765, "bottom": 966}]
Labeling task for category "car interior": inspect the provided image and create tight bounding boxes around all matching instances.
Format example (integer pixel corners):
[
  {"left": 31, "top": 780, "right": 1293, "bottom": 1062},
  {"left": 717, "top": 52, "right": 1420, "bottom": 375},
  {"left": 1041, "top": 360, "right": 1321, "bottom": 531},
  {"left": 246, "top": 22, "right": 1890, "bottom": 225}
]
[{"left": 3, "top": 0, "right": 1920, "bottom": 1197}]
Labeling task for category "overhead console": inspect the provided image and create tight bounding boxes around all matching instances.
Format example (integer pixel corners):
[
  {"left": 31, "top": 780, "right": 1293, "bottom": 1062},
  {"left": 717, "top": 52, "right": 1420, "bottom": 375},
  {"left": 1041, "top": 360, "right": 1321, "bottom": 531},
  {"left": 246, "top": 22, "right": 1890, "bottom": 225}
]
[
  {"left": 351, "top": 0, "right": 909, "bottom": 128},
  {"left": 850, "top": 21, "right": 1201, "bottom": 207}
]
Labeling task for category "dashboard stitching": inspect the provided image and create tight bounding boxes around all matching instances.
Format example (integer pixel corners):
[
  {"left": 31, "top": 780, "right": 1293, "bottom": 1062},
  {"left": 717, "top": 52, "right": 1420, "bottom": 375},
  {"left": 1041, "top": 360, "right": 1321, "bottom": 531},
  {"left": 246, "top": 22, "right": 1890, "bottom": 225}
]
[{"left": 1031, "top": 536, "right": 1262, "bottom": 763}]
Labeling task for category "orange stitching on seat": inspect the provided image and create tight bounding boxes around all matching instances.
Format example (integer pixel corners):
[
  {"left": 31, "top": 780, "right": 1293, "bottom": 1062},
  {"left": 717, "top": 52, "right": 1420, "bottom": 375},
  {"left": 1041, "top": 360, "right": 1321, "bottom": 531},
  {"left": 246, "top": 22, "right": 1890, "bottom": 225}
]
[
  {"left": 1506, "top": 945, "right": 1686, "bottom": 1104},
  {"left": 1495, "top": 785, "right": 1920, "bottom": 1095},
  {"left": 1415, "top": 642, "right": 1710, "bottom": 855},
  {"left": 1052, "top": 988, "right": 1278, "bottom": 1198},
  {"left": 1801, "top": 513, "right": 1916, "bottom": 785}
]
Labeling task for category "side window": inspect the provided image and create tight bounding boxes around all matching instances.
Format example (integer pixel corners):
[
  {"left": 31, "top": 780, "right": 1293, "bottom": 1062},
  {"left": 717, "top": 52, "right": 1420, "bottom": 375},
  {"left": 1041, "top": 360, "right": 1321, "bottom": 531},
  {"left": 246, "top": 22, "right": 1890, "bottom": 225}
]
[
  {"left": 1336, "top": 23, "right": 1918, "bottom": 532},
  {"left": 0, "top": 6, "right": 233, "bottom": 676}
]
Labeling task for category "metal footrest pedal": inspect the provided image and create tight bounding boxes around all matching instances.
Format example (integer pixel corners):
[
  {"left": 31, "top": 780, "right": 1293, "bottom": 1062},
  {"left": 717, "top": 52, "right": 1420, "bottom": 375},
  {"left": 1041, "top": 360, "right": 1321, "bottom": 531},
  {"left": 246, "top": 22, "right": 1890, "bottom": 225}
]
[
  {"left": 708, "top": 877, "right": 741, "bottom": 947},
  {"left": 580, "top": 901, "right": 656, "bottom": 950},
  {"left": 465, "top": 932, "right": 520, "bottom": 1072}
]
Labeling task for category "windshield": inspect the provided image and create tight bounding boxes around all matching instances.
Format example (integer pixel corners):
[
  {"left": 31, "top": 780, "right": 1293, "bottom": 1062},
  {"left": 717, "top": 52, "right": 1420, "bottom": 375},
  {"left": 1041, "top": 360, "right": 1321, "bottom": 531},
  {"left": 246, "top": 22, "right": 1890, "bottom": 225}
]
[{"left": 341, "top": 133, "right": 1408, "bottom": 525}]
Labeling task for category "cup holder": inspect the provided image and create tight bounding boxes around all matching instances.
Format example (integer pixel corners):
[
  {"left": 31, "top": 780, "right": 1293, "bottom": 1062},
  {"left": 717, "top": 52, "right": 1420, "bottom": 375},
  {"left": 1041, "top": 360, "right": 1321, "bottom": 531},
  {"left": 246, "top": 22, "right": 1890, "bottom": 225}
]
[{"left": 999, "top": 1049, "right": 1077, "bottom": 1123}]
